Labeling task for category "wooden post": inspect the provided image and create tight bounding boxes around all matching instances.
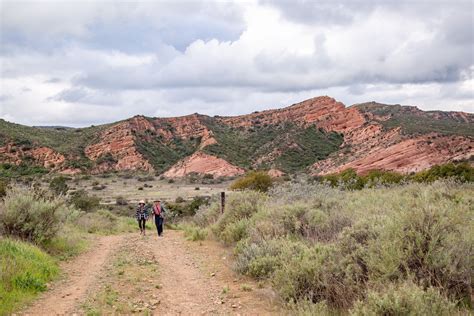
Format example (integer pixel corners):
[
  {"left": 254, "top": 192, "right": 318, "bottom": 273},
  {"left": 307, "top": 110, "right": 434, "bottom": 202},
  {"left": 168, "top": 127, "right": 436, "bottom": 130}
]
[{"left": 221, "top": 192, "right": 225, "bottom": 214}]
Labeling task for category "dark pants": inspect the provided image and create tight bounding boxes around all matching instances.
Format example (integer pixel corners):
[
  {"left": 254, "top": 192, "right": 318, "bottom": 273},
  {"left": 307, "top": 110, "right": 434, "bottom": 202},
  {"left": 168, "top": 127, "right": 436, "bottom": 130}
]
[
  {"left": 155, "top": 216, "right": 164, "bottom": 236},
  {"left": 138, "top": 218, "right": 146, "bottom": 231}
]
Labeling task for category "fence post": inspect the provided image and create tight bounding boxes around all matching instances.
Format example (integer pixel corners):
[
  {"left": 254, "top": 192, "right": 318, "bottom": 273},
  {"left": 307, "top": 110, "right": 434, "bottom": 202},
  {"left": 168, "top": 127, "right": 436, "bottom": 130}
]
[{"left": 221, "top": 192, "right": 225, "bottom": 214}]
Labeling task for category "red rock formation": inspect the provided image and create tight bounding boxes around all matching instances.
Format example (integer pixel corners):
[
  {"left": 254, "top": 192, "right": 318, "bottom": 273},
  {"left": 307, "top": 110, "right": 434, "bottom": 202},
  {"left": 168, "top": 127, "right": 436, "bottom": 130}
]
[
  {"left": 313, "top": 133, "right": 474, "bottom": 175},
  {"left": 268, "top": 169, "right": 285, "bottom": 178},
  {"left": 163, "top": 152, "right": 245, "bottom": 178},
  {"left": 158, "top": 115, "right": 217, "bottom": 149},
  {"left": 30, "top": 147, "right": 65, "bottom": 168},
  {"left": 0, "top": 144, "right": 65, "bottom": 169},
  {"left": 219, "top": 96, "right": 366, "bottom": 133},
  {"left": 85, "top": 121, "right": 153, "bottom": 172}
]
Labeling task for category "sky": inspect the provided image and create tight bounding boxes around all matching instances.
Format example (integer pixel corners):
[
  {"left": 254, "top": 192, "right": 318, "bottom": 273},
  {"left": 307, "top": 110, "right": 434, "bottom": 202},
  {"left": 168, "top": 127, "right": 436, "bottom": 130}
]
[{"left": 0, "top": 0, "right": 473, "bottom": 127}]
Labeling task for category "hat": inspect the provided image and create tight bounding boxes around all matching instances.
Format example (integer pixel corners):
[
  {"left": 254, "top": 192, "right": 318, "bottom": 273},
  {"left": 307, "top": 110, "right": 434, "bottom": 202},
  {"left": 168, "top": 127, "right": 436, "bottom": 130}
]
[
  {"left": 154, "top": 199, "right": 161, "bottom": 202},
  {"left": 139, "top": 200, "right": 145, "bottom": 204}
]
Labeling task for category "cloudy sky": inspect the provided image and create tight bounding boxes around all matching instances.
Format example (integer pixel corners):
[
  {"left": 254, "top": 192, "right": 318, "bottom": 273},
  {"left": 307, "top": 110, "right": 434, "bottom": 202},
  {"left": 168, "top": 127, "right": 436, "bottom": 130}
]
[{"left": 0, "top": 0, "right": 473, "bottom": 127}]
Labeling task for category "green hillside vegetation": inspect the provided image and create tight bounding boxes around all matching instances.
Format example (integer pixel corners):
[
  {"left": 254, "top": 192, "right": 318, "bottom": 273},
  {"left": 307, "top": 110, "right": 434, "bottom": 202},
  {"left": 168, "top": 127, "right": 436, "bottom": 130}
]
[
  {"left": 0, "top": 119, "right": 107, "bottom": 156},
  {"left": 134, "top": 120, "right": 200, "bottom": 174},
  {"left": 0, "top": 119, "right": 108, "bottom": 172},
  {"left": 190, "top": 178, "right": 473, "bottom": 314},
  {"left": 203, "top": 119, "right": 343, "bottom": 172},
  {"left": 320, "top": 162, "right": 474, "bottom": 190},
  {"left": 0, "top": 163, "right": 48, "bottom": 179},
  {"left": 355, "top": 103, "right": 474, "bottom": 137}
]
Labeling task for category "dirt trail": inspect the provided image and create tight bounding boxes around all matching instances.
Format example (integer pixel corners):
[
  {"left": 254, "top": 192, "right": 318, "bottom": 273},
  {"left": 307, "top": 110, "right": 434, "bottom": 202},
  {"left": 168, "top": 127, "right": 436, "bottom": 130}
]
[
  {"left": 153, "top": 231, "right": 280, "bottom": 315},
  {"left": 22, "top": 234, "right": 127, "bottom": 316},
  {"left": 21, "top": 230, "right": 281, "bottom": 315}
]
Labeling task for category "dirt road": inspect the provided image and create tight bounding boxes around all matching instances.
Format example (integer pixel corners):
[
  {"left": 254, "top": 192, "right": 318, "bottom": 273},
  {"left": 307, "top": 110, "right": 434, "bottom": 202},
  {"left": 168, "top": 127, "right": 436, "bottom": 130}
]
[
  {"left": 22, "top": 230, "right": 281, "bottom": 315},
  {"left": 22, "top": 234, "right": 127, "bottom": 315}
]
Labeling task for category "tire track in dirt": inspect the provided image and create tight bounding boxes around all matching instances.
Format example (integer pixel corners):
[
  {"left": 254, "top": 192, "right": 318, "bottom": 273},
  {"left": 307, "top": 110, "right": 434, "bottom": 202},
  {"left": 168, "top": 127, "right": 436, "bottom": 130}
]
[{"left": 22, "top": 234, "right": 127, "bottom": 316}]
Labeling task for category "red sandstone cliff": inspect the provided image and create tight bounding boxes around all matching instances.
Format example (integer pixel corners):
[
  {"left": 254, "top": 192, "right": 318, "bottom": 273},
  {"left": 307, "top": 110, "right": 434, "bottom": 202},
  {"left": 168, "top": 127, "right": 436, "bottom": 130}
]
[{"left": 163, "top": 152, "right": 245, "bottom": 178}]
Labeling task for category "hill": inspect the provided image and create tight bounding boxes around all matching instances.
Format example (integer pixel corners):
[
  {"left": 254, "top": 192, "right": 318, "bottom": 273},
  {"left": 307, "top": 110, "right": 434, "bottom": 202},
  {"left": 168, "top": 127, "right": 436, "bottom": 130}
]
[{"left": 0, "top": 96, "right": 473, "bottom": 177}]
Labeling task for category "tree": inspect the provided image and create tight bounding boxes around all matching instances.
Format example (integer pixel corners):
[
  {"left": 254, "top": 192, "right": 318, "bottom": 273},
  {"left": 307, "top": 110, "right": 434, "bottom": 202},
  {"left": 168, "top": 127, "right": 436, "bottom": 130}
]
[{"left": 230, "top": 171, "right": 273, "bottom": 192}]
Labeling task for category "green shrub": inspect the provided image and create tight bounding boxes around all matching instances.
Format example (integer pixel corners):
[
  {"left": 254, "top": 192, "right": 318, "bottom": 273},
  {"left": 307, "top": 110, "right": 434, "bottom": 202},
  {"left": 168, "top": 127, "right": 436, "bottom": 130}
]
[
  {"left": 41, "top": 225, "right": 88, "bottom": 260},
  {"left": 411, "top": 162, "right": 474, "bottom": 183},
  {"left": 213, "top": 191, "right": 266, "bottom": 240},
  {"left": 0, "top": 238, "right": 59, "bottom": 315},
  {"left": 350, "top": 281, "right": 459, "bottom": 316},
  {"left": 0, "top": 186, "right": 67, "bottom": 244},
  {"left": 69, "top": 189, "right": 101, "bottom": 212},
  {"left": 49, "top": 176, "right": 69, "bottom": 196},
  {"left": 220, "top": 218, "right": 250, "bottom": 244},
  {"left": 182, "top": 224, "right": 208, "bottom": 241},
  {"left": 272, "top": 243, "right": 361, "bottom": 309},
  {"left": 76, "top": 209, "right": 135, "bottom": 234},
  {"left": 167, "top": 196, "right": 210, "bottom": 218},
  {"left": 230, "top": 171, "right": 273, "bottom": 192},
  {"left": 360, "top": 190, "right": 473, "bottom": 303}
]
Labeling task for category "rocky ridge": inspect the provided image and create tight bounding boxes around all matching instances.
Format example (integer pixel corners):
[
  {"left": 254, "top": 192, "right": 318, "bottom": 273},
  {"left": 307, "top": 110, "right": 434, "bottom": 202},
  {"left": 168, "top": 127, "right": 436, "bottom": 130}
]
[{"left": 0, "top": 96, "right": 472, "bottom": 177}]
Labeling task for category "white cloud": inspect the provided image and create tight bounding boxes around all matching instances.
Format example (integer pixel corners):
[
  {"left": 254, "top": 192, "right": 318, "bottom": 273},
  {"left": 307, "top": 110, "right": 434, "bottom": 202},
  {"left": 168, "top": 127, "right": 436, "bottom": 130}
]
[{"left": 0, "top": 0, "right": 472, "bottom": 126}]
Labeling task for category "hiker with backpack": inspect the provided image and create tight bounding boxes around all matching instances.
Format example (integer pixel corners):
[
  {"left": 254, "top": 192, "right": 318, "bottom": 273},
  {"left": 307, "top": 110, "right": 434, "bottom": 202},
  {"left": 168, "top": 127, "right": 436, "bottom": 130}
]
[
  {"left": 152, "top": 200, "right": 166, "bottom": 237},
  {"left": 136, "top": 200, "right": 149, "bottom": 236}
]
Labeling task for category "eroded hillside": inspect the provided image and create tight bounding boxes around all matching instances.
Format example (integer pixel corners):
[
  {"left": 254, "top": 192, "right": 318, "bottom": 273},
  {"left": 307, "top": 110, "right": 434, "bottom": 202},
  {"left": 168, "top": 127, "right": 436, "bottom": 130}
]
[{"left": 1, "top": 96, "right": 472, "bottom": 176}]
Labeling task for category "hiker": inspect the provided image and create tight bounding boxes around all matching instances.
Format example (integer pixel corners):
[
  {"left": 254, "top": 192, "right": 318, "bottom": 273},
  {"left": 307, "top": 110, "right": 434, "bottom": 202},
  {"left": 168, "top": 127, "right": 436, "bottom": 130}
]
[
  {"left": 152, "top": 199, "right": 166, "bottom": 237},
  {"left": 136, "top": 200, "right": 149, "bottom": 235}
]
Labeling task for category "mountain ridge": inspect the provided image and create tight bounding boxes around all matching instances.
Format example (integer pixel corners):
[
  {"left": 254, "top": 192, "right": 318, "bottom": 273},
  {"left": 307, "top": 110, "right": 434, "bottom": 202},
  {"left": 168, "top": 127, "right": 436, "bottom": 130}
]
[{"left": 1, "top": 96, "right": 473, "bottom": 177}]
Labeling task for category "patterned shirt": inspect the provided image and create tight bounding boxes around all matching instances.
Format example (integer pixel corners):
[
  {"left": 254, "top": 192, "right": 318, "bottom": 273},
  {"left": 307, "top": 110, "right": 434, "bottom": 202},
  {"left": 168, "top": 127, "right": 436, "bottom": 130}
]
[{"left": 135, "top": 205, "right": 149, "bottom": 220}]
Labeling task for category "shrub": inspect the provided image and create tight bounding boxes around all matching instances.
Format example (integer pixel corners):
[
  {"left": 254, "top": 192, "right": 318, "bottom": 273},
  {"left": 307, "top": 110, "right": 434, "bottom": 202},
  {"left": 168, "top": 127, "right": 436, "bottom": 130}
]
[
  {"left": 350, "top": 282, "right": 459, "bottom": 316},
  {"left": 49, "top": 176, "right": 69, "bottom": 196},
  {"left": 41, "top": 226, "right": 87, "bottom": 260},
  {"left": 220, "top": 218, "right": 250, "bottom": 244},
  {"left": 193, "top": 201, "right": 221, "bottom": 227},
  {"left": 182, "top": 224, "right": 208, "bottom": 241},
  {"left": 230, "top": 171, "right": 273, "bottom": 192},
  {"left": 0, "top": 179, "right": 8, "bottom": 198},
  {"left": 76, "top": 210, "right": 134, "bottom": 234},
  {"left": 69, "top": 190, "right": 101, "bottom": 212},
  {"left": 0, "top": 186, "right": 67, "bottom": 244},
  {"left": 272, "top": 243, "right": 361, "bottom": 309},
  {"left": 0, "top": 239, "right": 59, "bottom": 315},
  {"left": 115, "top": 196, "right": 128, "bottom": 206},
  {"left": 137, "top": 175, "right": 155, "bottom": 182},
  {"left": 360, "top": 190, "right": 473, "bottom": 303},
  {"left": 167, "top": 196, "right": 210, "bottom": 218},
  {"left": 213, "top": 191, "right": 266, "bottom": 240},
  {"left": 411, "top": 162, "right": 474, "bottom": 183},
  {"left": 234, "top": 238, "right": 290, "bottom": 278}
]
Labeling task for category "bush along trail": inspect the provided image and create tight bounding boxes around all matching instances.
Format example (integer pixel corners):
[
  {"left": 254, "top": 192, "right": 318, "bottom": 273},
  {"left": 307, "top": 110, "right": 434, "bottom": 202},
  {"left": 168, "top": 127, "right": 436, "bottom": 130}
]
[{"left": 19, "top": 230, "right": 280, "bottom": 315}]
